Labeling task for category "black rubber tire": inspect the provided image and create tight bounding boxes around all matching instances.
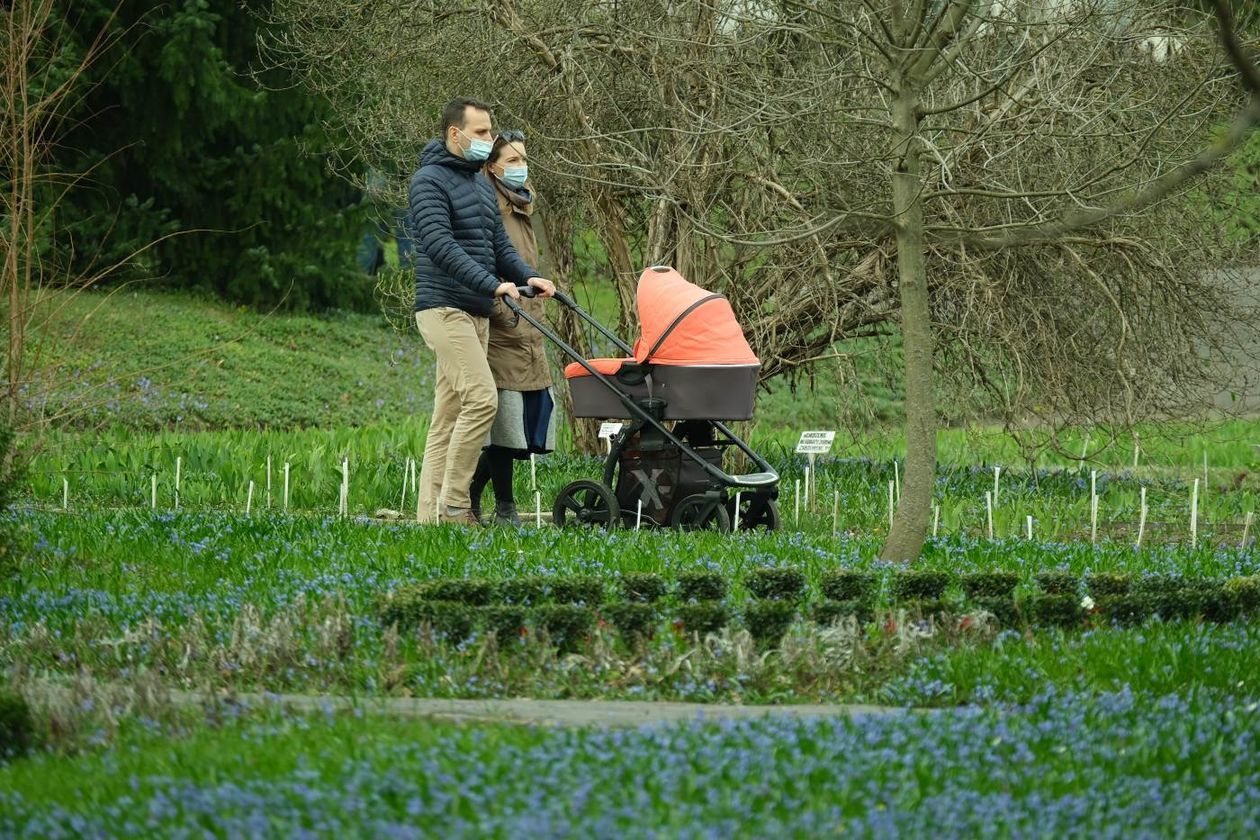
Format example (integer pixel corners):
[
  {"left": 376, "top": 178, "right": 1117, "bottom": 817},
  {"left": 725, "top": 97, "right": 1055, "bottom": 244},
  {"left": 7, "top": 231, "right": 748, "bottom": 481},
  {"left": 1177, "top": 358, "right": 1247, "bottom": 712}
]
[
  {"left": 727, "top": 494, "right": 780, "bottom": 532},
  {"left": 670, "top": 494, "right": 732, "bottom": 533},
  {"left": 553, "top": 480, "right": 621, "bottom": 530}
]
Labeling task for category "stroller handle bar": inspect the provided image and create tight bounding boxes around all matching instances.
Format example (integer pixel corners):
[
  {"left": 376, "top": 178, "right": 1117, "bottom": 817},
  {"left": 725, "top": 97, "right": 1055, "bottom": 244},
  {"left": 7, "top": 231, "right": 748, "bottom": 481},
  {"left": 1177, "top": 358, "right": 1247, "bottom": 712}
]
[{"left": 502, "top": 286, "right": 779, "bottom": 490}]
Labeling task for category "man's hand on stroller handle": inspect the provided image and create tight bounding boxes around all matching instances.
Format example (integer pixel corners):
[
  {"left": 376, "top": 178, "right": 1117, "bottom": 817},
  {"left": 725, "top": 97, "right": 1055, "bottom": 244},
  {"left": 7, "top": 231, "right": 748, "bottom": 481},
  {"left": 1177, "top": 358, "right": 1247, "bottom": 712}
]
[{"left": 495, "top": 277, "right": 556, "bottom": 300}]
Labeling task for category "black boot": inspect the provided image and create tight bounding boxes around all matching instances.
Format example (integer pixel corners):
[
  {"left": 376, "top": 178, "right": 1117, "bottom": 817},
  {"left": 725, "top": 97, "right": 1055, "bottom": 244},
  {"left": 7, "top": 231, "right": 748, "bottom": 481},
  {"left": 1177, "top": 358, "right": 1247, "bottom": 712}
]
[
  {"left": 493, "top": 502, "right": 522, "bottom": 527},
  {"left": 488, "top": 447, "right": 519, "bottom": 526},
  {"left": 469, "top": 451, "right": 491, "bottom": 522}
]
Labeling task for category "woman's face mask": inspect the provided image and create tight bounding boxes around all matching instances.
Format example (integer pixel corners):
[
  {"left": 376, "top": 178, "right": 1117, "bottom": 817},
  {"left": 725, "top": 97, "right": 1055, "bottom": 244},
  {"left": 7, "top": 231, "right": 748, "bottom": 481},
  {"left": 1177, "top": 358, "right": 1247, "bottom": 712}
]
[{"left": 499, "top": 165, "right": 528, "bottom": 188}]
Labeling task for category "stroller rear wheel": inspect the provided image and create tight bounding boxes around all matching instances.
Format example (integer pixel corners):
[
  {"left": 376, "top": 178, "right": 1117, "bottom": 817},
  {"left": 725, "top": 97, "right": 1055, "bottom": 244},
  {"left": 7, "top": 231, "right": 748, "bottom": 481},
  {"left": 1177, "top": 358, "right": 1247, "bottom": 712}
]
[
  {"left": 670, "top": 494, "right": 732, "bottom": 533},
  {"left": 727, "top": 494, "right": 779, "bottom": 532},
  {"left": 553, "top": 480, "right": 621, "bottom": 530}
]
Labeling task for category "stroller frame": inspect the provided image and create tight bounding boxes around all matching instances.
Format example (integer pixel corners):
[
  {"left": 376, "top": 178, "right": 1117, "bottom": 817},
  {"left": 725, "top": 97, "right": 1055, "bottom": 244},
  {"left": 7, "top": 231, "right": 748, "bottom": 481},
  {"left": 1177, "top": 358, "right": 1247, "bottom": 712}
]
[{"left": 504, "top": 285, "right": 780, "bottom": 531}]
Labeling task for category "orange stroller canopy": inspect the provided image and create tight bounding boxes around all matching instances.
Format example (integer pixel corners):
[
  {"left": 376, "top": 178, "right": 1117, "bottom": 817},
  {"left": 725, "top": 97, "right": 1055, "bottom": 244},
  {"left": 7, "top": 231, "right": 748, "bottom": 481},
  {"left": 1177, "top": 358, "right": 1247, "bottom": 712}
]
[{"left": 632, "top": 266, "right": 758, "bottom": 366}]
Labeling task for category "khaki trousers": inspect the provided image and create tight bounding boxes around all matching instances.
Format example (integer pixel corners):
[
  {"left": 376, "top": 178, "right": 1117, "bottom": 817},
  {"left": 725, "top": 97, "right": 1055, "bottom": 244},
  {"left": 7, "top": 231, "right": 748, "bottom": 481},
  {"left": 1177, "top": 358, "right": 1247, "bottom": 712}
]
[{"left": 415, "top": 308, "right": 496, "bottom": 518}]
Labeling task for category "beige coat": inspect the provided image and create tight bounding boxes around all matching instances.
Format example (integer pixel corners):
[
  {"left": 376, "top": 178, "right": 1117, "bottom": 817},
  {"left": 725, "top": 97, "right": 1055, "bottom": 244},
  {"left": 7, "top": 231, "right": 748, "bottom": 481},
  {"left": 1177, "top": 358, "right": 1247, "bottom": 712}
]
[{"left": 486, "top": 177, "right": 552, "bottom": 392}]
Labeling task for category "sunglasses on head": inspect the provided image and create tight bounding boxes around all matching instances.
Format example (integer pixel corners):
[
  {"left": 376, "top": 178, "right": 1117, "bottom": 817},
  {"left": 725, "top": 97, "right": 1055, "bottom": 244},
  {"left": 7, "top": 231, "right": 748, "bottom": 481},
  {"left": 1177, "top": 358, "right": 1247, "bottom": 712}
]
[{"left": 497, "top": 129, "right": 526, "bottom": 142}]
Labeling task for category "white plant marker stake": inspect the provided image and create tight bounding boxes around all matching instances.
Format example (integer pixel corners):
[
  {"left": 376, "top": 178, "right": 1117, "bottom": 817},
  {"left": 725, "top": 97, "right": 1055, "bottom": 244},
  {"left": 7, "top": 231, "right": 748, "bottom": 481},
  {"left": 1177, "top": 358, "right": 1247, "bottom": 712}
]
[
  {"left": 341, "top": 458, "right": 350, "bottom": 516},
  {"left": 1242, "top": 512, "right": 1254, "bottom": 548},
  {"left": 1191, "top": 478, "right": 1199, "bottom": 548},
  {"left": 1090, "top": 494, "right": 1099, "bottom": 545},
  {"left": 1026, "top": 515, "right": 1033, "bottom": 541},
  {"left": 175, "top": 456, "right": 182, "bottom": 510},
  {"left": 993, "top": 466, "right": 1001, "bottom": 507},
  {"left": 733, "top": 491, "right": 742, "bottom": 532},
  {"left": 832, "top": 490, "right": 840, "bottom": 537},
  {"left": 283, "top": 462, "right": 291, "bottom": 512},
  {"left": 1136, "top": 487, "right": 1147, "bottom": 548},
  {"left": 1081, "top": 429, "right": 1091, "bottom": 462},
  {"left": 409, "top": 458, "right": 417, "bottom": 497},
  {"left": 151, "top": 474, "right": 157, "bottom": 509},
  {"left": 530, "top": 453, "right": 537, "bottom": 492},
  {"left": 985, "top": 492, "right": 994, "bottom": 540},
  {"left": 888, "top": 481, "right": 895, "bottom": 529},
  {"left": 893, "top": 460, "right": 901, "bottom": 504},
  {"left": 1203, "top": 451, "right": 1209, "bottom": 499},
  {"left": 794, "top": 479, "right": 800, "bottom": 527},
  {"left": 805, "top": 460, "right": 813, "bottom": 512},
  {"left": 932, "top": 504, "right": 940, "bottom": 538},
  {"left": 1133, "top": 434, "right": 1140, "bottom": 469},
  {"left": 246, "top": 481, "right": 254, "bottom": 517},
  {"left": 636, "top": 498, "right": 643, "bottom": 531},
  {"left": 399, "top": 458, "right": 410, "bottom": 512},
  {"left": 62, "top": 477, "right": 69, "bottom": 512},
  {"left": 266, "top": 456, "right": 272, "bottom": 509},
  {"left": 1090, "top": 469, "right": 1098, "bottom": 544},
  {"left": 535, "top": 490, "right": 542, "bottom": 528}
]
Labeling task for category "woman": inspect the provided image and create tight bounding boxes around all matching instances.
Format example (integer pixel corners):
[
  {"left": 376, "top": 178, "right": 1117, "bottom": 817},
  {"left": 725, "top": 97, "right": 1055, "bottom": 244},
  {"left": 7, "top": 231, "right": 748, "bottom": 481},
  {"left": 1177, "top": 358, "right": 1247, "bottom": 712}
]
[{"left": 470, "top": 130, "right": 556, "bottom": 525}]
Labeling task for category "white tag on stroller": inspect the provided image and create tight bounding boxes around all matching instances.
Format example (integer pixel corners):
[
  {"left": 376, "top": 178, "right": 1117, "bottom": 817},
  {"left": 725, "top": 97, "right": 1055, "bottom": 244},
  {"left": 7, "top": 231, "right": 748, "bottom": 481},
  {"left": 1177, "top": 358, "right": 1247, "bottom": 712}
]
[
  {"left": 795, "top": 430, "right": 836, "bottom": 454},
  {"left": 598, "top": 422, "right": 625, "bottom": 440}
]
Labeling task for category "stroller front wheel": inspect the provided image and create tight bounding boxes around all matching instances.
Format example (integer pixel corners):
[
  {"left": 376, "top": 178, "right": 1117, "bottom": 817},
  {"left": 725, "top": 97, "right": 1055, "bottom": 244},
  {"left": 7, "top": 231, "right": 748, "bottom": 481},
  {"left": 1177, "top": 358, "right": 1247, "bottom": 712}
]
[
  {"left": 670, "top": 494, "right": 732, "bottom": 533},
  {"left": 553, "top": 480, "right": 621, "bottom": 531}
]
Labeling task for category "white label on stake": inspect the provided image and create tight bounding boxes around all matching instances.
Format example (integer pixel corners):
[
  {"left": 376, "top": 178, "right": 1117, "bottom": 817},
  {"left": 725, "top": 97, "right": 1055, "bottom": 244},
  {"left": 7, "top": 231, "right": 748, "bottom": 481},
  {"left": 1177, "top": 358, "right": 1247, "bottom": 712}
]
[
  {"left": 598, "top": 422, "right": 624, "bottom": 440},
  {"left": 795, "top": 430, "right": 836, "bottom": 455}
]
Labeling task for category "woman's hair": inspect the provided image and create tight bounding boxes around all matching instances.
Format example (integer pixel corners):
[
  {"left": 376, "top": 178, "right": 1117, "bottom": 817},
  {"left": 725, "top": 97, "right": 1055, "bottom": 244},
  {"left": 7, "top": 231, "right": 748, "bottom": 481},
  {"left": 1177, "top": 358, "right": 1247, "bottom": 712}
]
[{"left": 488, "top": 130, "right": 526, "bottom": 165}]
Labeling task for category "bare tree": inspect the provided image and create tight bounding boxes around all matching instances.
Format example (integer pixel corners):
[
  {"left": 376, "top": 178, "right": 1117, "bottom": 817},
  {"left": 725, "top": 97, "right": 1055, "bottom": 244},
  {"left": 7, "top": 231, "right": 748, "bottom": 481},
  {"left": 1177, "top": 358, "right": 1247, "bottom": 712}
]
[{"left": 269, "top": 0, "right": 1259, "bottom": 559}]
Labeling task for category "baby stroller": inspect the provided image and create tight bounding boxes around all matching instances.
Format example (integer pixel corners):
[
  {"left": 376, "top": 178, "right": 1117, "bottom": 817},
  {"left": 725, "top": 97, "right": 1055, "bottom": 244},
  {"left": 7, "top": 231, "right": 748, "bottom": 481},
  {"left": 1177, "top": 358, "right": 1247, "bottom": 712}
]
[{"left": 504, "top": 266, "right": 780, "bottom": 532}]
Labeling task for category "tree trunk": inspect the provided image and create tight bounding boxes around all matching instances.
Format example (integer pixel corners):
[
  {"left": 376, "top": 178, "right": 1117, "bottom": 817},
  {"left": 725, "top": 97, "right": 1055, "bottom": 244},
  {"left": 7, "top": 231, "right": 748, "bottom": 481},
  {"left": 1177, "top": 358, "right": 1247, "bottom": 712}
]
[
  {"left": 880, "top": 75, "right": 936, "bottom": 563},
  {"left": 540, "top": 208, "right": 600, "bottom": 454},
  {"left": 591, "top": 188, "right": 639, "bottom": 340}
]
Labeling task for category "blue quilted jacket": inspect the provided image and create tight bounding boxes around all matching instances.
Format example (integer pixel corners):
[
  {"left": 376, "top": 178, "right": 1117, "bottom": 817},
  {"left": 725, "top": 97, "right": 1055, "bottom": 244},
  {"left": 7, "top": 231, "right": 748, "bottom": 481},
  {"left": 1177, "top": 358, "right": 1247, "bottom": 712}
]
[{"left": 407, "top": 139, "right": 540, "bottom": 316}]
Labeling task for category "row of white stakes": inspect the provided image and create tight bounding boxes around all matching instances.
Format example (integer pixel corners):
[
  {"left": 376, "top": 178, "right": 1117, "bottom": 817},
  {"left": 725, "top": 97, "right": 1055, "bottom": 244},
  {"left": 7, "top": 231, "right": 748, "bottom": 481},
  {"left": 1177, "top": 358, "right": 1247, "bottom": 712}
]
[
  {"left": 787, "top": 464, "right": 1255, "bottom": 548},
  {"left": 58, "top": 455, "right": 1254, "bottom": 546}
]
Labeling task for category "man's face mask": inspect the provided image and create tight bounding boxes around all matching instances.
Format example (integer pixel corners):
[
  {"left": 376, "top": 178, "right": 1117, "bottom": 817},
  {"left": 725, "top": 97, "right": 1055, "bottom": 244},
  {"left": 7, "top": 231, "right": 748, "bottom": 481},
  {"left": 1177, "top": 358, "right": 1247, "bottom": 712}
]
[{"left": 456, "top": 128, "right": 493, "bottom": 162}]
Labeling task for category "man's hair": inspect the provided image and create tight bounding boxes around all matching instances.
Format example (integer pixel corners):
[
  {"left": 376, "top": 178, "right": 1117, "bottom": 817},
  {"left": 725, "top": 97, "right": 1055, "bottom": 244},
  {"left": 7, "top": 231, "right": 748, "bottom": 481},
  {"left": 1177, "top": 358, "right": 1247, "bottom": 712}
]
[{"left": 441, "top": 97, "right": 492, "bottom": 135}]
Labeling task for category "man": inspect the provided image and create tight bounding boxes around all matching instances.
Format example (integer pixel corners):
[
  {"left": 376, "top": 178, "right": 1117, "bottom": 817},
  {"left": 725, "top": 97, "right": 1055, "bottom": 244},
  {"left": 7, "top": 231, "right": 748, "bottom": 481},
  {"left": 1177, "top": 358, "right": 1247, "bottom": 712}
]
[{"left": 409, "top": 97, "right": 554, "bottom": 525}]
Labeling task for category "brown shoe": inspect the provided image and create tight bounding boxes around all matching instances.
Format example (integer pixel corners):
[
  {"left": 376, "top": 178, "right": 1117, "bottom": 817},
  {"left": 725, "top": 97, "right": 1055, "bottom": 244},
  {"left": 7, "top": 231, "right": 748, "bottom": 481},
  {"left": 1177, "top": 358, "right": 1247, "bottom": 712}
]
[{"left": 438, "top": 507, "right": 481, "bottom": 527}]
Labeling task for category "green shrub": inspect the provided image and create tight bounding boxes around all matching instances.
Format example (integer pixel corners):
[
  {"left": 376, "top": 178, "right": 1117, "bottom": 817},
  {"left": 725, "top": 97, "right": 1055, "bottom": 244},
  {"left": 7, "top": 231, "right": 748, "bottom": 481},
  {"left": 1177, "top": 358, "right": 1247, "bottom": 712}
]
[
  {"left": 1225, "top": 576, "right": 1260, "bottom": 617},
  {"left": 548, "top": 576, "right": 604, "bottom": 606},
  {"left": 961, "top": 572, "right": 1019, "bottom": 599},
  {"left": 496, "top": 577, "right": 547, "bottom": 606},
  {"left": 819, "top": 571, "right": 878, "bottom": 603},
  {"left": 481, "top": 605, "right": 528, "bottom": 641},
  {"left": 677, "top": 601, "right": 730, "bottom": 635},
  {"left": 891, "top": 571, "right": 950, "bottom": 602},
  {"left": 602, "top": 602, "right": 658, "bottom": 645},
  {"left": 1086, "top": 572, "right": 1132, "bottom": 598},
  {"left": 534, "top": 605, "right": 594, "bottom": 653},
  {"left": 0, "top": 690, "right": 34, "bottom": 761},
  {"left": 388, "top": 601, "right": 476, "bottom": 642},
  {"left": 745, "top": 567, "right": 807, "bottom": 601},
  {"left": 971, "top": 596, "right": 1019, "bottom": 628},
  {"left": 812, "top": 600, "right": 872, "bottom": 626},
  {"left": 1035, "top": 572, "right": 1079, "bottom": 597},
  {"left": 376, "top": 588, "right": 424, "bottom": 630},
  {"left": 896, "top": 598, "right": 948, "bottom": 619},
  {"left": 677, "top": 572, "right": 727, "bottom": 603},
  {"left": 1096, "top": 594, "right": 1150, "bottom": 627},
  {"left": 416, "top": 578, "right": 496, "bottom": 606},
  {"left": 619, "top": 572, "right": 668, "bottom": 604},
  {"left": 743, "top": 600, "right": 796, "bottom": 648},
  {"left": 1028, "top": 593, "right": 1084, "bottom": 628}
]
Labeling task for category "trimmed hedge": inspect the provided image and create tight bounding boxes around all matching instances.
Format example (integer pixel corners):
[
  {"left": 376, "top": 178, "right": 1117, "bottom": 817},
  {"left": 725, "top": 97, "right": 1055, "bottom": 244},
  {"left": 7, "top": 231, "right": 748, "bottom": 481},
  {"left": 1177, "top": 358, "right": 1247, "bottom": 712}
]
[
  {"left": 745, "top": 567, "right": 807, "bottom": 602},
  {"left": 602, "top": 602, "right": 658, "bottom": 645},
  {"left": 678, "top": 601, "right": 730, "bottom": 635},
  {"left": 891, "top": 571, "right": 950, "bottom": 602},
  {"left": 375, "top": 570, "right": 1260, "bottom": 652},
  {"left": 677, "top": 572, "right": 727, "bottom": 602},
  {"left": 0, "top": 690, "right": 34, "bottom": 761},
  {"left": 620, "top": 573, "right": 668, "bottom": 604},
  {"left": 744, "top": 600, "right": 796, "bottom": 648}
]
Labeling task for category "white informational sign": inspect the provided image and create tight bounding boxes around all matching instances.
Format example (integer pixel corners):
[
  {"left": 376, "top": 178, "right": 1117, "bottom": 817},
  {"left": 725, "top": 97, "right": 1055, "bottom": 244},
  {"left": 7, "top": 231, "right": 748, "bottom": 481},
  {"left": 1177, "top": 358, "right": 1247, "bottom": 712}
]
[
  {"left": 598, "top": 422, "right": 625, "bottom": 440},
  {"left": 795, "top": 430, "right": 836, "bottom": 455}
]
